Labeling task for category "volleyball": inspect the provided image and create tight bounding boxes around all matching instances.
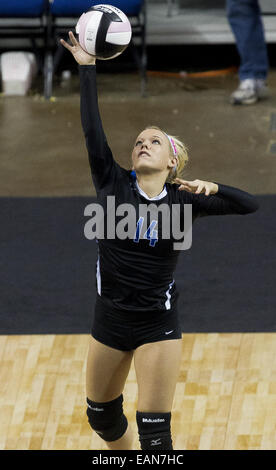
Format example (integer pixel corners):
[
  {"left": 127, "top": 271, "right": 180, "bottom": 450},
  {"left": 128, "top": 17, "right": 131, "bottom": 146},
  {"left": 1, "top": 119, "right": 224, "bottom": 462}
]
[{"left": 75, "top": 4, "right": 132, "bottom": 60}]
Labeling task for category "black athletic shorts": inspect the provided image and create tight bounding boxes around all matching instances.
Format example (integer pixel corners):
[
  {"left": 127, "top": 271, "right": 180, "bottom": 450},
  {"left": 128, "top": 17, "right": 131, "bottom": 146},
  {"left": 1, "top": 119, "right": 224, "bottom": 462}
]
[{"left": 91, "top": 295, "right": 182, "bottom": 351}]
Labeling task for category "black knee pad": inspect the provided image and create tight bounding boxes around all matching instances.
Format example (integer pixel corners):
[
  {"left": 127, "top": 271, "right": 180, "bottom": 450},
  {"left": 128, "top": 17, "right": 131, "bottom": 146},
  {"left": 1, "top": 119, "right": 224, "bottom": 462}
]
[
  {"left": 86, "top": 394, "right": 128, "bottom": 442},
  {"left": 136, "top": 411, "right": 173, "bottom": 450}
]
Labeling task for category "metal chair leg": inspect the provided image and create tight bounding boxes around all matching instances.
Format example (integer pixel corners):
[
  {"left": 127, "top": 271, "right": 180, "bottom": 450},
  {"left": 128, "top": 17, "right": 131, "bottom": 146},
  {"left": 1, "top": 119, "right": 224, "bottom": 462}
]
[{"left": 44, "top": 51, "right": 53, "bottom": 100}]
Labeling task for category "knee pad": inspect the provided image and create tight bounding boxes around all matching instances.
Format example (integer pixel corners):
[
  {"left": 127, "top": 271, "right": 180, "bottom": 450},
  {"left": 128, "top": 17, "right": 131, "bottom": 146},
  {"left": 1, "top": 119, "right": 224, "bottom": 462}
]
[
  {"left": 136, "top": 411, "right": 173, "bottom": 450},
  {"left": 86, "top": 394, "right": 128, "bottom": 442}
]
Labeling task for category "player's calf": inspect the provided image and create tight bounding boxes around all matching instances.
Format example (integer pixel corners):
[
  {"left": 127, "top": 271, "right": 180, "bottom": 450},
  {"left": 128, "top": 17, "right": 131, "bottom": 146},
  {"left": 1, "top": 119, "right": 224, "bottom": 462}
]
[{"left": 136, "top": 411, "right": 173, "bottom": 450}]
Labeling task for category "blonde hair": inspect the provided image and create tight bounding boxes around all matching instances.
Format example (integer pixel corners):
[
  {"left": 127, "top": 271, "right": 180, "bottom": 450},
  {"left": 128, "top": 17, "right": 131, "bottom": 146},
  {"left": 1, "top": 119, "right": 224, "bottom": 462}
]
[{"left": 145, "top": 125, "right": 189, "bottom": 183}]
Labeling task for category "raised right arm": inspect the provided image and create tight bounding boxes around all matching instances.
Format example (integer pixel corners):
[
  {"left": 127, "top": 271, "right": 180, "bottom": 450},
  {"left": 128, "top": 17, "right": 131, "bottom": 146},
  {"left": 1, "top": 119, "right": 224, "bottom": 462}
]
[
  {"left": 60, "top": 32, "right": 118, "bottom": 192},
  {"left": 79, "top": 65, "right": 117, "bottom": 191}
]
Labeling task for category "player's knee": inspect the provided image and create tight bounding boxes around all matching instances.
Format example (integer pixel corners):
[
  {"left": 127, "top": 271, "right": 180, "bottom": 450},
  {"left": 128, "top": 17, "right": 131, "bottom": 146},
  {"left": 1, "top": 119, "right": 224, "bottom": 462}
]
[
  {"left": 136, "top": 411, "right": 173, "bottom": 450},
  {"left": 86, "top": 394, "right": 128, "bottom": 442}
]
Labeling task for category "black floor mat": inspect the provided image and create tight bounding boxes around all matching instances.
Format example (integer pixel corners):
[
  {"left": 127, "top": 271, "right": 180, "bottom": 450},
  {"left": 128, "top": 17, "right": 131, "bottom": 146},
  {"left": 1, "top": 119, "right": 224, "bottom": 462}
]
[{"left": 0, "top": 195, "right": 274, "bottom": 334}]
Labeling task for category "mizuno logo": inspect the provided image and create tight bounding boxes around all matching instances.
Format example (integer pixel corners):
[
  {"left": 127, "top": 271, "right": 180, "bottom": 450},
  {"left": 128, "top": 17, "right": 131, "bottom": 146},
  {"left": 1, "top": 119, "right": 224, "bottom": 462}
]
[{"left": 151, "top": 439, "right": 162, "bottom": 446}]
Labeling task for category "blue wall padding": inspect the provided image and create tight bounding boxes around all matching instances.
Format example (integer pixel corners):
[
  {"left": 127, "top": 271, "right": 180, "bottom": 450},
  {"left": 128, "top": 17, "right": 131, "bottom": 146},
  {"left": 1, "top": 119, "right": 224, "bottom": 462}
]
[
  {"left": 49, "top": 0, "right": 143, "bottom": 17},
  {"left": 0, "top": 0, "right": 47, "bottom": 17}
]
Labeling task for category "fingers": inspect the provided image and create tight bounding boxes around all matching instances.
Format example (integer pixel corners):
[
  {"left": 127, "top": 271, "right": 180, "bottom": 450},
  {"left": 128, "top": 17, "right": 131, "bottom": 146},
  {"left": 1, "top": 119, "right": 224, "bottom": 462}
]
[
  {"left": 175, "top": 178, "right": 188, "bottom": 184},
  {"left": 60, "top": 38, "right": 72, "bottom": 51},
  {"left": 177, "top": 183, "right": 190, "bottom": 191},
  {"left": 175, "top": 178, "right": 196, "bottom": 187},
  {"left": 68, "top": 30, "right": 78, "bottom": 46},
  {"left": 195, "top": 183, "right": 204, "bottom": 194},
  {"left": 175, "top": 178, "right": 197, "bottom": 192},
  {"left": 175, "top": 178, "right": 210, "bottom": 196},
  {"left": 60, "top": 31, "right": 78, "bottom": 51}
]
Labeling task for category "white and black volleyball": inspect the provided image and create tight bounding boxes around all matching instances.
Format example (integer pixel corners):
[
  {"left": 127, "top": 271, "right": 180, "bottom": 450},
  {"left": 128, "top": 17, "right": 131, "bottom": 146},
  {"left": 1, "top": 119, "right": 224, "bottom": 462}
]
[{"left": 76, "top": 4, "right": 132, "bottom": 60}]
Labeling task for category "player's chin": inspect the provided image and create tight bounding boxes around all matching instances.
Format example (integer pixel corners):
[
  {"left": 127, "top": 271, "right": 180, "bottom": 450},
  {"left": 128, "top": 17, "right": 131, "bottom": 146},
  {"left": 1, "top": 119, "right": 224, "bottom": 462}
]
[
  {"left": 135, "top": 159, "right": 157, "bottom": 170},
  {"left": 135, "top": 164, "right": 158, "bottom": 175}
]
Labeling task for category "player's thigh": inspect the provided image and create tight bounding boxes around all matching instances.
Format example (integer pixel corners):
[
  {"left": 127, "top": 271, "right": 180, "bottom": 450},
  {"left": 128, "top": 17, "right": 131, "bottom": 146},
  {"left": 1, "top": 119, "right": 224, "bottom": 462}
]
[
  {"left": 134, "top": 338, "right": 182, "bottom": 412},
  {"left": 86, "top": 335, "right": 134, "bottom": 403}
]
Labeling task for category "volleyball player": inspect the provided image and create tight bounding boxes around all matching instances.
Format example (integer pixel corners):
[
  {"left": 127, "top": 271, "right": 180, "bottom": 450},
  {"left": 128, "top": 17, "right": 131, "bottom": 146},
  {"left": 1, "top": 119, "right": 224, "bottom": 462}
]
[{"left": 60, "top": 32, "right": 259, "bottom": 450}]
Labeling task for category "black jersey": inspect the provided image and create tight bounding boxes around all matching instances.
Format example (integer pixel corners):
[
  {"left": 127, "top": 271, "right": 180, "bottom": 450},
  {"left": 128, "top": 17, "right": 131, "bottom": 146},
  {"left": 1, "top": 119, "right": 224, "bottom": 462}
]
[{"left": 79, "top": 65, "right": 259, "bottom": 313}]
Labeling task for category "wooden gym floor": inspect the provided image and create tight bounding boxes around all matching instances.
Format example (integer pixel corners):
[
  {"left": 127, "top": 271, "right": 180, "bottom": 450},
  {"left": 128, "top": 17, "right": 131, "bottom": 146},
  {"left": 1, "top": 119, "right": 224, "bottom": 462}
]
[{"left": 1, "top": 333, "right": 276, "bottom": 451}]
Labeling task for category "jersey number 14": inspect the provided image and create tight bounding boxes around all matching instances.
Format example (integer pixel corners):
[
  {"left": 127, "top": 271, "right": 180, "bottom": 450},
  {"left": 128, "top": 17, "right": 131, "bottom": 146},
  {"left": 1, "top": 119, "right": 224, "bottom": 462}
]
[{"left": 133, "top": 217, "right": 158, "bottom": 247}]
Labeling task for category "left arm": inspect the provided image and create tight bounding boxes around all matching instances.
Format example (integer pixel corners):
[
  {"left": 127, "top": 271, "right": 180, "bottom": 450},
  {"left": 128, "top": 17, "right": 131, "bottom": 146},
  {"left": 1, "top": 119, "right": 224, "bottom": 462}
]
[{"left": 175, "top": 178, "right": 259, "bottom": 216}]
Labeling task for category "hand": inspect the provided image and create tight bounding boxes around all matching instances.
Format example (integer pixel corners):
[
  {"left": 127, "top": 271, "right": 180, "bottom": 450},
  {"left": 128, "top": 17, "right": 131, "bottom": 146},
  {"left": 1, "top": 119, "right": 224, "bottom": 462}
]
[
  {"left": 175, "top": 178, "right": 218, "bottom": 196},
  {"left": 60, "top": 31, "right": 96, "bottom": 66}
]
